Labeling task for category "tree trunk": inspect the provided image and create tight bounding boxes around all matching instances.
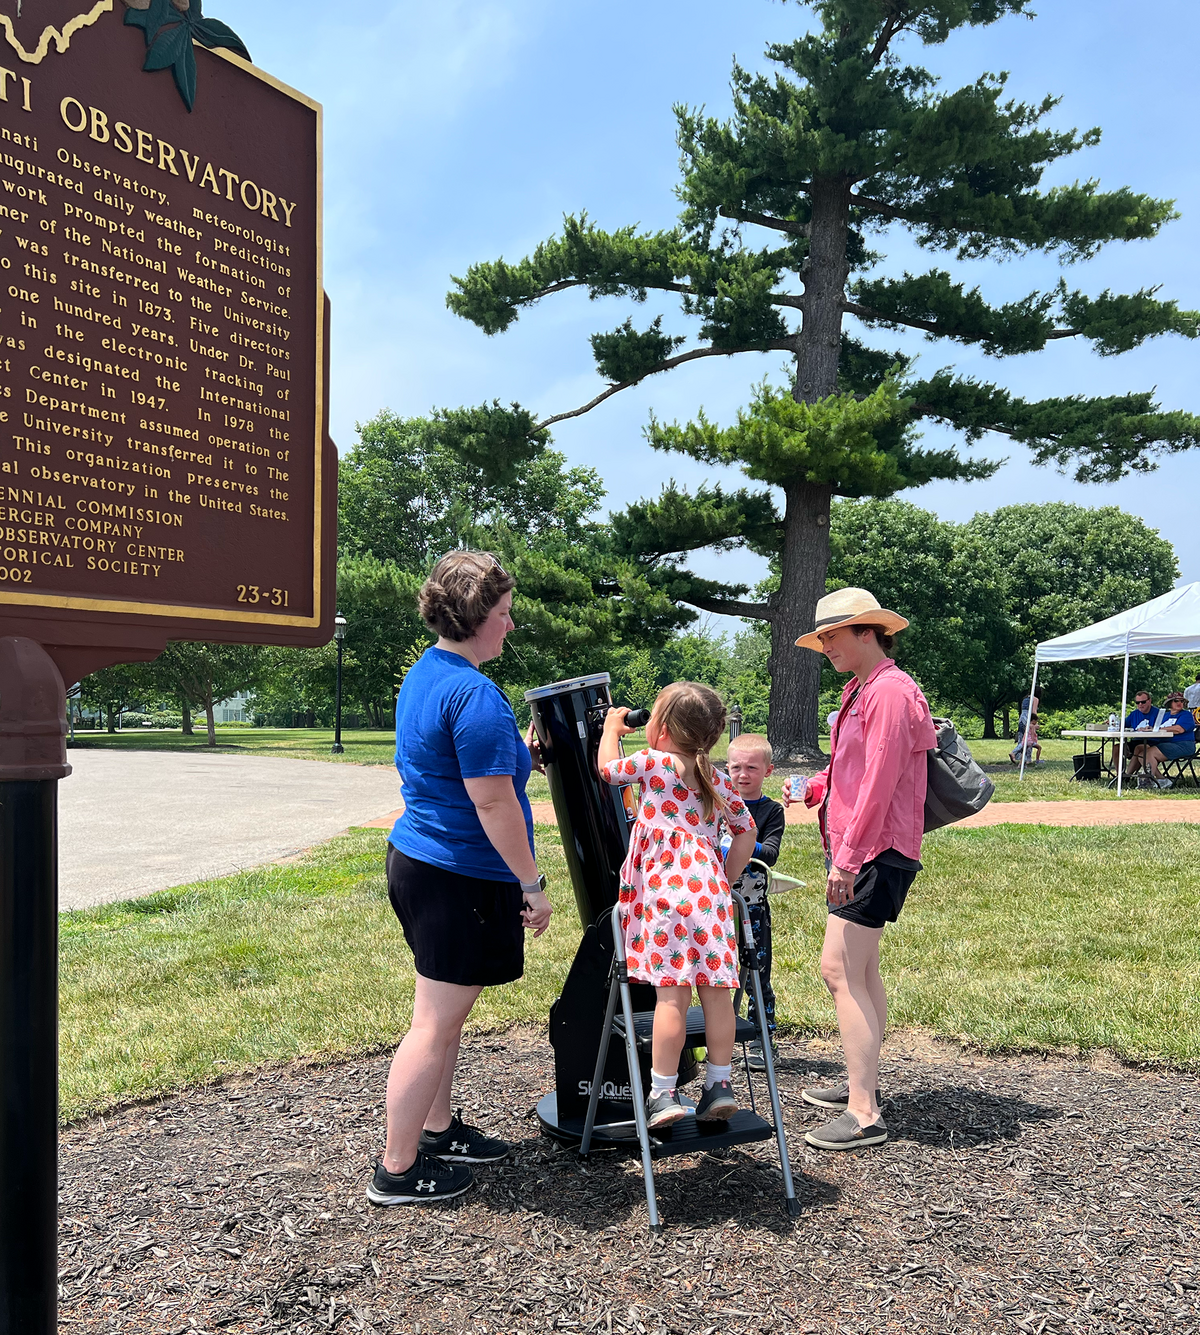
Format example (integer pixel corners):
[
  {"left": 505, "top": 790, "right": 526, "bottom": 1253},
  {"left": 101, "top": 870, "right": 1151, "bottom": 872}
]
[
  {"left": 767, "top": 177, "right": 851, "bottom": 764},
  {"left": 106, "top": 702, "right": 117, "bottom": 735},
  {"left": 981, "top": 702, "right": 998, "bottom": 739},
  {"left": 181, "top": 702, "right": 193, "bottom": 736},
  {"left": 768, "top": 481, "right": 834, "bottom": 764},
  {"left": 1003, "top": 705, "right": 1011, "bottom": 738},
  {"left": 204, "top": 694, "right": 217, "bottom": 746}
]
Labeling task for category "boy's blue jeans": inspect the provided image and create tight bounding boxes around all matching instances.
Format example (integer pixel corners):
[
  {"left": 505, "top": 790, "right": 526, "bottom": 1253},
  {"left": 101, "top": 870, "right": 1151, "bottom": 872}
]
[{"left": 745, "top": 900, "right": 776, "bottom": 1039}]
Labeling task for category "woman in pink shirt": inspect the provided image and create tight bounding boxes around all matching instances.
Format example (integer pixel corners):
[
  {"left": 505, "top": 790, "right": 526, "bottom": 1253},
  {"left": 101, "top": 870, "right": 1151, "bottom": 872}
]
[{"left": 783, "top": 588, "right": 935, "bottom": 1152}]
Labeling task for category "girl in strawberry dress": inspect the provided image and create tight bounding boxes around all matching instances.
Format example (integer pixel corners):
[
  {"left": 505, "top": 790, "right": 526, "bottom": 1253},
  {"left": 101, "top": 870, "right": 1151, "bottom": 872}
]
[{"left": 598, "top": 682, "right": 757, "bottom": 1129}]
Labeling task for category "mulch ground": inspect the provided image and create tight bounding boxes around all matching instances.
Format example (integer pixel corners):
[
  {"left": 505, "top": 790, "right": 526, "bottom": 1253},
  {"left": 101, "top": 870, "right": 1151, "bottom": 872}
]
[{"left": 60, "top": 1029, "right": 1199, "bottom": 1335}]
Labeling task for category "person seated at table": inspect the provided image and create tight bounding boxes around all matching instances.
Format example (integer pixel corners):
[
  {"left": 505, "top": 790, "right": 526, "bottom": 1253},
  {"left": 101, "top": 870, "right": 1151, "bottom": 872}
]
[
  {"left": 1010, "top": 713, "right": 1042, "bottom": 765},
  {"left": 1125, "top": 691, "right": 1162, "bottom": 732},
  {"left": 1137, "top": 692, "right": 1196, "bottom": 789},
  {"left": 1123, "top": 691, "right": 1167, "bottom": 782}
]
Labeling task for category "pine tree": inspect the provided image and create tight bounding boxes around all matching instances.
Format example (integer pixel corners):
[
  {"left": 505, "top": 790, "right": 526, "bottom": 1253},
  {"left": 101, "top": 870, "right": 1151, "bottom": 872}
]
[{"left": 446, "top": 0, "right": 1200, "bottom": 759}]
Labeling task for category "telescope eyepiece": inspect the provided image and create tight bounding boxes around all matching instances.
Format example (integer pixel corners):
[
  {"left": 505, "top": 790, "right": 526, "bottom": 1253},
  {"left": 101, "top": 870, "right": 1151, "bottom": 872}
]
[{"left": 622, "top": 707, "right": 651, "bottom": 728}]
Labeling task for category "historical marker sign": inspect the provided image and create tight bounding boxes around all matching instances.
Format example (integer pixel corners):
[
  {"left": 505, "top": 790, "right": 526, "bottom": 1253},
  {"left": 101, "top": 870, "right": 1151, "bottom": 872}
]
[{"left": 0, "top": 0, "right": 334, "bottom": 680}]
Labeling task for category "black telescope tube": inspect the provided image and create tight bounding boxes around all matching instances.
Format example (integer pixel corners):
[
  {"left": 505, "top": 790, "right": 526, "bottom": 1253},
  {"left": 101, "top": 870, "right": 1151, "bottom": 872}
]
[
  {"left": 622, "top": 708, "right": 651, "bottom": 728},
  {"left": 526, "top": 674, "right": 637, "bottom": 930}
]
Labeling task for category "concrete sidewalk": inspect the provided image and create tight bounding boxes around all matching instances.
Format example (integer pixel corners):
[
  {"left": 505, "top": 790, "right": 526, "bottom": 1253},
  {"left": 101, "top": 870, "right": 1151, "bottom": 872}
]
[{"left": 59, "top": 750, "right": 401, "bottom": 910}]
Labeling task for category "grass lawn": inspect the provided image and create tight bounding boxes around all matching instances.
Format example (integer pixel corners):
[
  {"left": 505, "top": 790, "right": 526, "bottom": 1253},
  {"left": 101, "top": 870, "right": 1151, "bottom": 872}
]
[
  {"left": 69, "top": 727, "right": 398, "bottom": 767},
  {"left": 60, "top": 821, "right": 1200, "bottom": 1122},
  {"left": 73, "top": 727, "right": 1199, "bottom": 806}
]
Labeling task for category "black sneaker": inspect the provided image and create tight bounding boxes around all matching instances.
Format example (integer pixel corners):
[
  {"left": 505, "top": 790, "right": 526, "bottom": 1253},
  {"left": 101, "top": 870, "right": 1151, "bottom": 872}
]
[
  {"left": 366, "top": 1151, "right": 473, "bottom": 1206},
  {"left": 801, "top": 1080, "right": 882, "bottom": 1111},
  {"left": 745, "top": 1039, "right": 778, "bottom": 1072},
  {"left": 695, "top": 1079, "right": 737, "bottom": 1122},
  {"left": 804, "top": 1110, "right": 888, "bottom": 1152},
  {"left": 646, "top": 1088, "right": 687, "bottom": 1130},
  {"left": 420, "top": 1109, "right": 511, "bottom": 1164}
]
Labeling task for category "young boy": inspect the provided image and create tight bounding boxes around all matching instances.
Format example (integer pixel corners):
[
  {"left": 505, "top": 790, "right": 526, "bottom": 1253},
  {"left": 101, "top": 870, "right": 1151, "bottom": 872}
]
[{"left": 725, "top": 733, "right": 787, "bottom": 1071}]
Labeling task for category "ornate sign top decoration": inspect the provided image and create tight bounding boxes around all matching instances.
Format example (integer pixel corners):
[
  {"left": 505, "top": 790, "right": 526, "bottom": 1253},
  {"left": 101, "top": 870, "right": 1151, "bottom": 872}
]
[
  {"left": 0, "top": 1, "right": 248, "bottom": 110},
  {"left": 121, "top": 0, "right": 249, "bottom": 112}
]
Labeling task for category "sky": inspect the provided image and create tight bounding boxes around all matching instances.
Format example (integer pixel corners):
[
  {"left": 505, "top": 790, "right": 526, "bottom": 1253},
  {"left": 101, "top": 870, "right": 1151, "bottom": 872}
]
[{"left": 233, "top": 0, "right": 1200, "bottom": 631}]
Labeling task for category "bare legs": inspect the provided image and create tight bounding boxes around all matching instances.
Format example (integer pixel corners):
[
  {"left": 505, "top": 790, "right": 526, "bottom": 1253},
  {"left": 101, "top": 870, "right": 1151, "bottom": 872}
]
[
  {"left": 383, "top": 974, "right": 482, "bottom": 1174},
  {"left": 1142, "top": 744, "right": 1166, "bottom": 782},
  {"left": 819, "top": 916, "right": 886, "bottom": 1126},
  {"left": 651, "top": 985, "right": 735, "bottom": 1077}
]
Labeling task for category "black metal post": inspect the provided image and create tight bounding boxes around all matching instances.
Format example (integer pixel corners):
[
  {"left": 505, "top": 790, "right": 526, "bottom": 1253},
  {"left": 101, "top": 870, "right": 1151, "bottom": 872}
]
[
  {"left": 729, "top": 702, "right": 743, "bottom": 743},
  {"left": 332, "top": 633, "right": 344, "bottom": 755},
  {"left": 0, "top": 638, "right": 69, "bottom": 1335}
]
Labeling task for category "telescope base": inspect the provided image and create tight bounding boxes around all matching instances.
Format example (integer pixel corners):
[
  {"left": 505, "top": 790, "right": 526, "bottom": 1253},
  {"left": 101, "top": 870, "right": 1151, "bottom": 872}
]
[{"left": 537, "top": 1090, "right": 775, "bottom": 1158}]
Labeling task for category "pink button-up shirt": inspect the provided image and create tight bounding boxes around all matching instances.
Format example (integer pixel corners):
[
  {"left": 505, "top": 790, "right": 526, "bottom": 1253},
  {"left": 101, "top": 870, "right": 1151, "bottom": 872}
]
[{"left": 804, "top": 658, "right": 936, "bottom": 873}]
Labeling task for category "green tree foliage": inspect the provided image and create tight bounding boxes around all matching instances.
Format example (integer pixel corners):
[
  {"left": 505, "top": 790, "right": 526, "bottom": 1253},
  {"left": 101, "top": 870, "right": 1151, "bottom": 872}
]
[
  {"left": 335, "top": 555, "right": 424, "bottom": 728},
  {"left": 336, "top": 411, "right": 688, "bottom": 711},
  {"left": 77, "top": 662, "right": 157, "bottom": 733},
  {"left": 964, "top": 503, "right": 1179, "bottom": 715},
  {"left": 824, "top": 499, "right": 1178, "bottom": 732},
  {"left": 445, "top": 0, "right": 1199, "bottom": 759},
  {"left": 826, "top": 499, "right": 1018, "bottom": 732},
  {"left": 146, "top": 643, "right": 265, "bottom": 746}
]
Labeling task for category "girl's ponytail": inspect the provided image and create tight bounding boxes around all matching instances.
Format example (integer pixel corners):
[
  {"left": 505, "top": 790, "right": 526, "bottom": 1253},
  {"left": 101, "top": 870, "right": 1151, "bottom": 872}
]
[{"left": 691, "top": 747, "right": 728, "bottom": 823}]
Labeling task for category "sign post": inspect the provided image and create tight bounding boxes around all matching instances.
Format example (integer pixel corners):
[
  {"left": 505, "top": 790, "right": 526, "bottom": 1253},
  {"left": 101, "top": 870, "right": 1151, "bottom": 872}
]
[{"left": 0, "top": 6, "right": 335, "bottom": 1329}]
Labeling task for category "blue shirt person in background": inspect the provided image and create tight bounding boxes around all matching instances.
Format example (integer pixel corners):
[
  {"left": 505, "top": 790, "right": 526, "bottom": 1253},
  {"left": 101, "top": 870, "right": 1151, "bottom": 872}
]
[
  {"left": 1125, "top": 690, "right": 1164, "bottom": 732},
  {"left": 368, "top": 551, "right": 552, "bottom": 1210},
  {"left": 1136, "top": 691, "right": 1196, "bottom": 789},
  {"left": 1123, "top": 690, "right": 1168, "bottom": 784}
]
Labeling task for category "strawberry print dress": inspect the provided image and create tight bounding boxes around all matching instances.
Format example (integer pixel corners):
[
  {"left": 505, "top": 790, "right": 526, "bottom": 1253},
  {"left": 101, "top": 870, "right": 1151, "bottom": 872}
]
[{"left": 600, "top": 748, "right": 754, "bottom": 989}]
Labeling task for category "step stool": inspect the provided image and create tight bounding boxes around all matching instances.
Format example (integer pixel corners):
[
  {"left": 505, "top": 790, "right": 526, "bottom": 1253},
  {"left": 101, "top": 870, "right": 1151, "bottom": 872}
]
[{"left": 578, "top": 889, "right": 799, "bottom": 1232}]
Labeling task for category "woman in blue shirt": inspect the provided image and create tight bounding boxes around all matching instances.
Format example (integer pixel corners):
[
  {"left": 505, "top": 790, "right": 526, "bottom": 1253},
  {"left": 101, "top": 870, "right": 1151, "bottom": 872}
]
[
  {"left": 1139, "top": 691, "right": 1196, "bottom": 789},
  {"left": 368, "top": 551, "right": 552, "bottom": 1209}
]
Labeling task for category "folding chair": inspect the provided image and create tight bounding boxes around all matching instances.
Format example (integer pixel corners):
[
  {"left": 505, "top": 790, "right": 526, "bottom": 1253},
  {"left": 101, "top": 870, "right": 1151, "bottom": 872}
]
[{"left": 578, "top": 889, "right": 799, "bottom": 1233}]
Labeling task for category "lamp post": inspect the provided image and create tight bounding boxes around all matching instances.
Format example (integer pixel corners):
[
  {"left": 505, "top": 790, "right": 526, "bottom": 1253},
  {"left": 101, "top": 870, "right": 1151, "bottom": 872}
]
[{"left": 332, "top": 613, "right": 347, "bottom": 755}]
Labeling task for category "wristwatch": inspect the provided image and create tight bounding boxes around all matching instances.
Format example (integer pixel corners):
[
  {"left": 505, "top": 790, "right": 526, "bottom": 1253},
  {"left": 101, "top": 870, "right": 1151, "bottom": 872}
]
[{"left": 520, "top": 874, "right": 547, "bottom": 896}]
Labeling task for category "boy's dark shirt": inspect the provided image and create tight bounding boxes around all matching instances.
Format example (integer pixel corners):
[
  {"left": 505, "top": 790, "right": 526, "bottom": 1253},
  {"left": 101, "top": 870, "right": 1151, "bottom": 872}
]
[{"left": 743, "top": 794, "right": 785, "bottom": 866}]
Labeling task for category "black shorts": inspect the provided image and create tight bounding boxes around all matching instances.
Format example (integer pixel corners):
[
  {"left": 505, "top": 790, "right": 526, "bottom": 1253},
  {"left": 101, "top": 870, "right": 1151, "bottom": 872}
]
[
  {"left": 828, "top": 856, "right": 918, "bottom": 931},
  {"left": 386, "top": 844, "right": 525, "bottom": 987}
]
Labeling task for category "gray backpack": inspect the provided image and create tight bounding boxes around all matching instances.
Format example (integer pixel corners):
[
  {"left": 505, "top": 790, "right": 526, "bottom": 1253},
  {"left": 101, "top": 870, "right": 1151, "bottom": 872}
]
[{"left": 924, "top": 718, "right": 994, "bottom": 832}]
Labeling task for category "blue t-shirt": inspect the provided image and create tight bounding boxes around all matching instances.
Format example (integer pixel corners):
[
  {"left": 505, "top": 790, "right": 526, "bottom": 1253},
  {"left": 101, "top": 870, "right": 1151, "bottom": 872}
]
[
  {"left": 1126, "top": 706, "right": 1167, "bottom": 731},
  {"left": 390, "top": 647, "right": 534, "bottom": 881},
  {"left": 1162, "top": 708, "right": 1196, "bottom": 738}
]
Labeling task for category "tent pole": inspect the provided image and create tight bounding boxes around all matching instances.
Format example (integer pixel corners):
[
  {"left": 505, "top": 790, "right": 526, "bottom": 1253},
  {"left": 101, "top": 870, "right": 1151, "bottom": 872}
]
[
  {"left": 1018, "top": 660, "right": 1039, "bottom": 782},
  {"left": 1116, "top": 637, "right": 1131, "bottom": 796}
]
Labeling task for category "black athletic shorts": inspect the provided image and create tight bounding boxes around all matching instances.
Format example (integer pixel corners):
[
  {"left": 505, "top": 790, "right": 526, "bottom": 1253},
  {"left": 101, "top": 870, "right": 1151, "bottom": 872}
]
[
  {"left": 386, "top": 844, "right": 525, "bottom": 987},
  {"left": 828, "top": 853, "right": 919, "bottom": 931}
]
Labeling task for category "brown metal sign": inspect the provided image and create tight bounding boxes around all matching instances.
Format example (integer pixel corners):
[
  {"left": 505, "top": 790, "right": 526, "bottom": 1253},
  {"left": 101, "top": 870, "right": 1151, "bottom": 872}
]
[{"left": 0, "top": 2, "right": 334, "bottom": 679}]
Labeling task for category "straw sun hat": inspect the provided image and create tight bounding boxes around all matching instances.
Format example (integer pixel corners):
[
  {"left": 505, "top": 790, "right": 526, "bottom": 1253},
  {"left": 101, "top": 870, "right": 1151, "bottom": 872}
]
[{"left": 795, "top": 587, "right": 909, "bottom": 652}]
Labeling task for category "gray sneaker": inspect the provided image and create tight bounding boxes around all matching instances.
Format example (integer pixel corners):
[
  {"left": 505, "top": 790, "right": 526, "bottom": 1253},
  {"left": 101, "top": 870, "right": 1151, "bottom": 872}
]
[
  {"left": 801, "top": 1080, "right": 882, "bottom": 1111},
  {"left": 804, "top": 1110, "right": 888, "bottom": 1151},
  {"left": 646, "top": 1088, "right": 687, "bottom": 1130},
  {"left": 745, "top": 1039, "right": 778, "bottom": 1072},
  {"left": 695, "top": 1080, "right": 737, "bottom": 1122}
]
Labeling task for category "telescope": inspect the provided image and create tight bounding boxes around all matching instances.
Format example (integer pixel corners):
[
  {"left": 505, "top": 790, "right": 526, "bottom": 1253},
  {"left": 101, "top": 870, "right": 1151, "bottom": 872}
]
[{"left": 526, "top": 672, "right": 798, "bottom": 1229}]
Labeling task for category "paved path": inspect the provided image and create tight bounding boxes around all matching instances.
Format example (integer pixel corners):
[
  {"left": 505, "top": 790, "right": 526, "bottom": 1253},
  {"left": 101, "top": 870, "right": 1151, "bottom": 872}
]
[
  {"left": 363, "top": 796, "right": 1200, "bottom": 830},
  {"left": 59, "top": 751, "right": 400, "bottom": 910}
]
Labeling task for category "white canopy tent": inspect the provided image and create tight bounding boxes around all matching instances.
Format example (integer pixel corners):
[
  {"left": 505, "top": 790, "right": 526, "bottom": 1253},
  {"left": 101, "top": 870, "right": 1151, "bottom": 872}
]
[{"left": 1019, "top": 582, "right": 1200, "bottom": 793}]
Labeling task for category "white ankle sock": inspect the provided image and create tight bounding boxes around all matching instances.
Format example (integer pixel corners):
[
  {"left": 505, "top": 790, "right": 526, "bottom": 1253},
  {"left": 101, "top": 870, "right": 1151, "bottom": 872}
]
[
  {"left": 704, "top": 1063, "right": 732, "bottom": 1089},
  {"left": 650, "top": 1069, "right": 677, "bottom": 1096}
]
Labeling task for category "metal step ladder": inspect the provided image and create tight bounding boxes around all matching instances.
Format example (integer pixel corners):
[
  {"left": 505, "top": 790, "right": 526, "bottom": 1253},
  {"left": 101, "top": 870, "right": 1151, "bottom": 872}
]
[{"left": 578, "top": 889, "right": 799, "bottom": 1232}]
